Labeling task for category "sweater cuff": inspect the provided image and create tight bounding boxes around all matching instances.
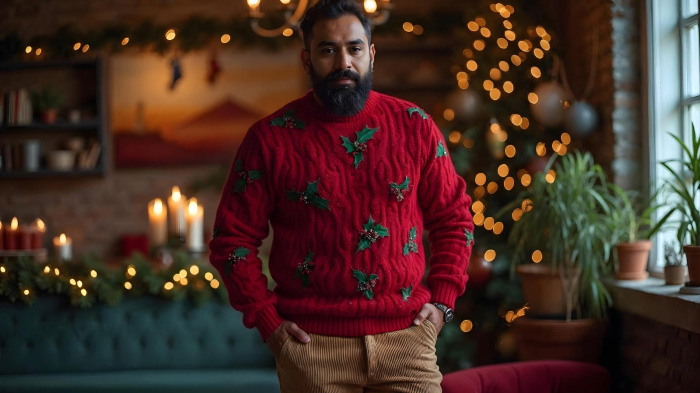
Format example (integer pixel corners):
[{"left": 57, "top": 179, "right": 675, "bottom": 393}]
[
  {"left": 429, "top": 281, "right": 463, "bottom": 310},
  {"left": 254, "top": 305, "right": 284, "bottom": 342}
]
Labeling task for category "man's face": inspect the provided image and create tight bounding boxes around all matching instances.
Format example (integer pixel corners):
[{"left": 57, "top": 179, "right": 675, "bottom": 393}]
[{"left": 302, "top": 14, "right": 376, "bottom": 116}]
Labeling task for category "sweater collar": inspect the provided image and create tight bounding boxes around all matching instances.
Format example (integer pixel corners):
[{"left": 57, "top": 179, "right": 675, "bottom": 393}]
[{"left": 300, "top": 89, "right": 379, "bottom": 124}]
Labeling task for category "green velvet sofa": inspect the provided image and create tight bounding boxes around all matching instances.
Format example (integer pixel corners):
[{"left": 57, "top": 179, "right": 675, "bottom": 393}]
[{"left": 0, "top": 296, "right": 280, "bottom": 393}]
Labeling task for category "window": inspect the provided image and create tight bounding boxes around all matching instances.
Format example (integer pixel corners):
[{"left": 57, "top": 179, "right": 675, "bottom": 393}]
[{"left": 647, "top": 0, "right": 699, "bottom": 271}]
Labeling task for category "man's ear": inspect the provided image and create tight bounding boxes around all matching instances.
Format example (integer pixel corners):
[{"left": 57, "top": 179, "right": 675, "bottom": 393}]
[
  {"left": 301, "top": 49, "right": 311, "bottom": 76},
  {"left": 369, "top": 43, "right": 376, "bottom": 70}
]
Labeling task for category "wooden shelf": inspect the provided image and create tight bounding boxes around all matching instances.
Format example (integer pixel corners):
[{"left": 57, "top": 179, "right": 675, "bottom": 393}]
[
  {"left": 0, "top": 168, "right": 103, "bottom": 179},
  {"left": 0, "top": 121, "right": 99, "bottom": 132}
]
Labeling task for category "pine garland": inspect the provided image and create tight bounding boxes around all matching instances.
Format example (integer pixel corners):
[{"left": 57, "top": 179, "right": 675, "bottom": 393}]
[{"left": 0, "top": 251, "right": 227, "bottom": 308}]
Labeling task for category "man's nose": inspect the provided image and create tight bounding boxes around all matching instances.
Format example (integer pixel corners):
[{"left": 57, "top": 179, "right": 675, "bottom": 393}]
[{"left": 335, "top": 50, "right": 352, "bottom": 70}]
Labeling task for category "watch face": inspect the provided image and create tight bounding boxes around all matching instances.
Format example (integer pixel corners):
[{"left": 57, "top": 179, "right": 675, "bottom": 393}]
[{"left": 445, "top": 309, "right": 454, "bottom": 323}]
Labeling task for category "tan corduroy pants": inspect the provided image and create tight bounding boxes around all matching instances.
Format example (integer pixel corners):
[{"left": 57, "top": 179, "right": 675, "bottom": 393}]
[{"left": 269, "top": 319, "right": 442, "bottom": 393}]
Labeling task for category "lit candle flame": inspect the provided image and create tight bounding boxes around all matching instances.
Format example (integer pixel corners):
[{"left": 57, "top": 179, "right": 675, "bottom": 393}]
[
  {"left": 247, "top": 0, "right": 260, "bottom": 8},
  {"left": 172, "top": 186, "right": 181, "bottom": 202},
  {"left": 188, "top": 199, "right": 198, "bottom": 215},
  {"left": 36, "top": 219, "right": 45, "bottom": 232},
  {"left": 154, "top": 198, "right": 163, "bottom": 215},
  {"left": 11, "top": 217, "right": 18, "bottom": 230},
  {"left": 59, "top": 233, "right": 66, "bottom": 244}
]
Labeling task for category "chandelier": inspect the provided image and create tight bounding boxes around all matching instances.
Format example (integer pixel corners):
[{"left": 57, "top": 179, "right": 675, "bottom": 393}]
[{"left": 246, "top": 0, "right": 393, "bottom": 37}]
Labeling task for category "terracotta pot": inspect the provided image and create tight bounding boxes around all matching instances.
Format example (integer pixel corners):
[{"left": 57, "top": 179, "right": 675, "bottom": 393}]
[
  {"left": 467, "top": 249, "right": 492, "bottom": 290},
  {"left": 664, "top": 265, "right": 687, "bottom": 285},
  {"left": 517, "top": 264, "right": 577, "bottom": 317},
  {"left": 683, "top": 245, "right": 700, "bottom": 284},
  {"left": 615, "top": 241, "right": 651, "bottom": 280},
  {"left": 512, "top": 317, "right": 607, "bottom": 363},
  {"left": 40, "top": 109, "right": 58, "bottom": 124}
]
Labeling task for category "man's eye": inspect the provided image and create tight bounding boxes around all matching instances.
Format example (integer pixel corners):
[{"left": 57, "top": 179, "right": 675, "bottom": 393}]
[
  {"left": 351, "top": 47, "right": 362, "bottom": 52},
  {"left": 323, "top": 48, "right": 334, "bottom": 54}
]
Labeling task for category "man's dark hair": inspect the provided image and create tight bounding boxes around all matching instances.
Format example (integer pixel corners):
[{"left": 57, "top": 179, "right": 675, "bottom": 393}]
[{"left": 300, "top": 0, "right": 372, "bottom": 50}]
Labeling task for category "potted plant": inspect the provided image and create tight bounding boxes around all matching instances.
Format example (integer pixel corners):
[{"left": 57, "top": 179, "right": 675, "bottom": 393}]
[
  {"left": 660, "top": 124, "right": 700, "bottom": 284},
  {"left": 31, "top": 85, "right": 64, "bottom": 124},
  {"left": 607, "top": 186, "right": 673, "bottom": 280},
  {"left": 499, "top": 151, "right": 614, "bottom": 363},
  {"left": 663, "top": 242, "right": 687, "bottom": 285}
]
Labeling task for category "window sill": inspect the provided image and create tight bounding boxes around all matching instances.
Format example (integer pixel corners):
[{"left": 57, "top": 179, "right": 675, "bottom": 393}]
[{"left": 602, "top": 277, "right": 700, "bottom": 334}]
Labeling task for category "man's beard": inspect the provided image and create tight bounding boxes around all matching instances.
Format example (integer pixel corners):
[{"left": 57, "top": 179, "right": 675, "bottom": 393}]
[{"left": 310, "top": 63, "right": 373, "bottom": 117}]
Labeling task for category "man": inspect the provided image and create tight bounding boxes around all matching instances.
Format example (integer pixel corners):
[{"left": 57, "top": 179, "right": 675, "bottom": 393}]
[{"left": 209, "top": 0, "right": 474, "bottom": 391}]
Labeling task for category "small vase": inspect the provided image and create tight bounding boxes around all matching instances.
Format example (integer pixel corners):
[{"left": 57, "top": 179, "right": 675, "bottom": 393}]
[
  {"left": 40, "top": 109, "right": 58, "bottom": 124},
  {"left": 664, "top": 265, "right": 687, "bottom": 285}
]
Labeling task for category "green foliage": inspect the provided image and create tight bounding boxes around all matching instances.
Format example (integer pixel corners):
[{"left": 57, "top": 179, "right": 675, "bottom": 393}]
[
  {"left": 660, "top": 123, "right": 700, "bottom": 247},
  {"left": 31, "top": 85, "right": 64, "bottom": 111},
  {"left": 664, "top": 241, "right": 684, "bottom": 267},
  {"left": 607, "top": 185, "right": 673, "bottom": 243},
  {"left": 498, "top": 151, "right": 615, "bottom": 320},
  {"left": 0, "top": 251, "right": 226, "bottom": 308}
]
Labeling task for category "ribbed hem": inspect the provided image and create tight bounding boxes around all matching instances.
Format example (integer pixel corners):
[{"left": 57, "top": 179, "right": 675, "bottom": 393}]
[
  {"left": 429, "top": 281, "right": 463, "bottom": 310},
  {"left": 287, "top": 314, "right": 416, "bottom": 337},
  {"left": 299, "top": 89, "right": 380, "bottom": 124},
  {"left": 254, "top": 306, "right": 284, "bottom": 342}
]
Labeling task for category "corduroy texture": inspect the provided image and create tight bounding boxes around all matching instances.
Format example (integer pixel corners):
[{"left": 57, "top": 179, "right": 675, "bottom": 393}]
[
  {"left": 209, "top": 89, "right": 474, "bottom": 342},
  {"left": 273, "top": 320, "right": 442, "bottom": 393}
]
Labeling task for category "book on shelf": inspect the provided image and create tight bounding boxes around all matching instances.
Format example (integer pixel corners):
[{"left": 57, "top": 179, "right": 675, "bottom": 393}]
[{"left": 1, "top": 88, "right": 33, "bottom": 126}]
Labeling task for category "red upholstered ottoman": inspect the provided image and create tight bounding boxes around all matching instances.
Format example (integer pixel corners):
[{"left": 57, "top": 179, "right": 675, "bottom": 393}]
[{"left": 441, "top": 360, "right": 610, "bottom": 393}]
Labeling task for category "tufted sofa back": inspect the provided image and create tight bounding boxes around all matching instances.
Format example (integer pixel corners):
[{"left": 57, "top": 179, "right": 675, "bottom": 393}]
[{"left": 0, "top": 296, "right": 275, "bottom": 375}]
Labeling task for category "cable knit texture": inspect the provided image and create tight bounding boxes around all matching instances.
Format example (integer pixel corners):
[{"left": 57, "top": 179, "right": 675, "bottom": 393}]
[{"left": 209, "top": 90, "right": 474, "bottom": 342}]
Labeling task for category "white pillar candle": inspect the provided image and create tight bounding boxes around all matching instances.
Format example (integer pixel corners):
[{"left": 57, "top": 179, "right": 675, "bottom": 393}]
[
  {"left": 185, "top": 198, "right": 204, "bottom": 252},
  {"left": 53, "top": 233, "right": 72, "bottom": 261},
  {"left": 167, "top": 186, "right": 186, "bottom": 238},
  {"left": 148, "top": 198, "right": 168, "bottom": 248}
]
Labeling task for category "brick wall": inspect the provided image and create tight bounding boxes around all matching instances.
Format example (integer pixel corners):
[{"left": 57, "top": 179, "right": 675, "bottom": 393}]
[{"left": 606, "top": 311, "right": 700, "bottom": 393}]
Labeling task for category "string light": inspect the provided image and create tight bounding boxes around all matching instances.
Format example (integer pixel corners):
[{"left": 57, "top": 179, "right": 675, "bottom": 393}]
[
  {"left": 81, "top": 44, "right": 90, "bottom": 53},
  {"left": 73, "top": 43, "right": 81, "bottom": 51},
  {"left": 532, "top": 250, "right": 543, "bottom": 263},
  {"left": 54, "top": 268, "right": 60, "bottom": 276},
  {"left": 80, "top": 289, "right": 87, "bottom": 296},
  {"left": 473, "top": 213, "right": 485, "bottom": 226},
  {"left": 474, "top": 186, "right": 486, "bottom": 199},
  {"left": 475, "top": 173, "right": 487, "bottom": 186},
  {"left": 499, "top": 61, "right": 510, "bottom": 72},
  {"left": 165, "top": 29, "right": 176, "bottom": 40},
  {"left": 522, "top": 199, "right": 533, "bottom": 212},
  {"left": 122, "top": 37, "right": 130, "bottom": 45},
  {"left": 466, "top": 60, "right": 478, "bottom": 71},
  {"left": 463, "top": 49, "right": 474, "bottom": 58},
  {"left": 493, "top": 222, "right": 504, "bottom": 235},
  {"left": 472, "top": 200, "right": 485, "bottom": 213},
  {"left": 521, "top": 174, "right": 532, "bottom": 186},
  {"left": 541, "top": 40, "right": 551, "bottom": 50},
  {"left": 534, "top": 48, "right": 544, "bottom": 58},
  {"left": 490, "top": 88, "right": 501, "bottom": 100},
  {"left": 90, "top": 270, "right": 97, "bottom": 278},
  {"left": 404, "top": 22, "right": 415, "bottom": 32},
  {"left": 503, "top": 20, "right": 512, "bottom": 29},
  {"left": 512, "top": 208, "right": 523, "bottom": 221},
  {"left": 489, "top": 68, "right": 502, "bottom": 80},
  {"left": 173, "top": 274, "right": 181, "bottom": 281},
  {"left": 77, "top": 280, "right": 83, "bottom": 288},
  {"left": 480, "top": 27, "right": 491, "bottom": 37},
  {"left": 443, "top": 109, "right": 455, "bottom": 121},
  {"left": 449, "top": 131, "right": 461, "bottom": 144},
  {"left": 25, "top": 46, "right": 32, "bottom": 53},
  {"left": 497, "top": 164, "right": 509, "bottom": 177},
  {"left": 505, "top": 145, "right": 516, "bottom": 157},
  {"left": 44, "top": 266, "right": 50, "bottom": 274},
  {"left": 484, "top": 217, "right": 495, "bottom": 230},
  {"left": 474, "top": 40, "right": 485, "bottom": 51},
  {"left": 561, "top": 133, "right": 572, "bottom": 145},
  {"left": 458, "top": 79, "right": 469, "bottom": 89},
  {"left": 475, "top": 17, "right": 486, "bottom": 26},
  {"left": 497, "top": 38, "right": 508, "bottom": 48},
  {"left": 460, "top": 320, "right": 473, "bottom": 333},
  {"left": 180, "top": 277, "right": 188, "bottom": 285},
  {"left": 468, "top": 21, "right": 479, "bottom": 31},
  {"left": 546, "top": 170, "right": 556, "bottom": 183},
  {"left": 511, "top": 55, "right": 522, "bottom": 66},
  {"left": 528, "top": 92, "right": 538, "bottom": 104},
  {"left": 70, "top": 279, "right": 76, "bottom": 285},
  {"left": 413, "top": 25, "right": 424, "bottom": 35},
  {"left": 483, "top": 80, "right": 494, "bottom": 91},
  {"left": 463, "top": 138, "right": 475, "bottom": 148},
  {"left": 190, "top": 265, "right": 200, "bottom": 275},
  {"left": 505, "top": 30, "right": 515, "bottom": 41},
  {"left": 210, "top": 279, "right": 220, "bottom": 289},
  {"left": 35, "top": 48, "right": 42, "bottom": 56},
  {"left": 164, "top": 282, "right": 174, "bottom": 290},
  {"left": 510, "top": 114, "right": 522, "bottom": 126},
  {"left": 204, "top": 272, "right": 214, "bottom": 281},
  {"left": 520, "top": 117, "right": 530, "bottom": 129},
  {"left": 127, "top": 265, "right": 136, "bottom": 277},
  {"left": 484, "top": 249, "right": 496, "bottom": 262},
  {"left": 221, "top": 34, "right": 231, "bottom": 43},
  {"left": 124, "top": 282, "right": 132, "bottom": 290},
  {"left": 282, "top": 28, "right": 294, "bottom": 37},
  {"left": 503, "top": 81, "right": 514, "bottom": 93},
  {"left": 530, "top": 66, "right": 541, "bottom": 78},
  {"left": 487, "top": 182, "right": 498, "bottom": 194},
  {"left": 504, "top": 177, "right": 515, "bottom": 190}
]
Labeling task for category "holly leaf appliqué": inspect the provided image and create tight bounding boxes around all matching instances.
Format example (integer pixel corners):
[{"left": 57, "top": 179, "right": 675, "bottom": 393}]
[{"left": 407, "top": 107, "right": 428, "bottom": 119}]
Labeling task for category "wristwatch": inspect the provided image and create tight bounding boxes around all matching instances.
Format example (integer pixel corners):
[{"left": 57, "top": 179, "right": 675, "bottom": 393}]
[{"left": 432, "top": 302, "right": 454, "bottom": 323}]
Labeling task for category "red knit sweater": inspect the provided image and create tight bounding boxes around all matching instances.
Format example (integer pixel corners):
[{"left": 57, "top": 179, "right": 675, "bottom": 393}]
[{"left": 209, "top": 89, "right": 474, "bottom": 342}]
